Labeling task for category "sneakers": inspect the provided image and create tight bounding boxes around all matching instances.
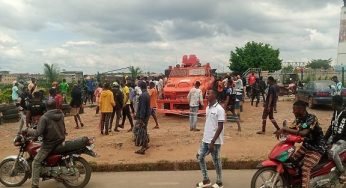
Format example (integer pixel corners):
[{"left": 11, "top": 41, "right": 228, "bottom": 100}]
[
  {"left": 256, "top": 131, "right": 265, "bottom": 134},
  {"left": 339, "top": 174, "right": 346, "bottom": 183}
]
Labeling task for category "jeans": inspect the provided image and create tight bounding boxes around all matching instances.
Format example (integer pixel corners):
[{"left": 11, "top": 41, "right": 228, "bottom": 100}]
[
  {"left": 101, "top": 112, "right": 112, "bottom": 133},
  {"left": 329, "top": 140, "right": 346, "bottom": 173},
  {"left": 32, "top": 148, "right": 52, "bottom": 187},
  {"left": 189, "top": 106, "right": 199, "bottom": 130},
  {"left": 121, "top": 104, "right": 134, "bottom": 128},
  {"left": 197, "top": 142, "right": 222, "bottom": 184},
  {"left": 19, "top": 111, "right": 26, "bottom": 132}
]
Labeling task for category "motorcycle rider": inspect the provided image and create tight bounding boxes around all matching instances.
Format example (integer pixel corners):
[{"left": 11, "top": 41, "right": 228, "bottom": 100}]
[
  {"left": 325, "top": 95, "right": 346, "bottom": 181},
  {"left": 23, "top": 99, "right": 66, "bottom": 188},
  {"left": 276, "top": 100, "right": 327, "bottom": 188}
]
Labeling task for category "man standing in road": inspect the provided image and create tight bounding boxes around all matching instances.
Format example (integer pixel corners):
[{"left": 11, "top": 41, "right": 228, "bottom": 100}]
[
  {"left": 134, "top": 81, "right": 151, "bottom": 155},
  {"left": 259, "top": 76, "right": 267, "bottom": 103},
  {"left": 59, "top": 79, "right": 69, "bottom": 103},
  {"left": 196, "top": 90, "right": 225, "bottom": 188},
  {"left": 23, "top": 99, "right": 66, "bottom": 188},
  {"left": 12, "top": 81, "right": 19, "bottom": 104},
  {"left": 257, "top": 76, "right": 280, "bottom": 134},
  {"left": 149, "top": 82, "right": 160, "bottom": 129},
  {"left": 120, "top": 81, "right": 134, "bottom": 132},
  {"left": 331, "top": 76, "right": 343, "bottom": 96},
  {"left": 110, "top": 82, "right": 123, "bottom": 132},
  {"left": 188, "top": 81, "right": 204, "bottom": 131}
]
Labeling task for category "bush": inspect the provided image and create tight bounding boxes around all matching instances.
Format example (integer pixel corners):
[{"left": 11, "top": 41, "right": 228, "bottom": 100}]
[{"left": 0, "top": 88, "right": 12, "bottom": 104}]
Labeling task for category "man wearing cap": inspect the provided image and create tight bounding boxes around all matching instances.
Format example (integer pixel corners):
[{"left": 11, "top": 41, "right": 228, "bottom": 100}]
[
  {"left": 331, "top": 76, "right": 343, "bottom": 96},
  {"left": 110, "top": 82, "right": 123, "bottom": 132}
]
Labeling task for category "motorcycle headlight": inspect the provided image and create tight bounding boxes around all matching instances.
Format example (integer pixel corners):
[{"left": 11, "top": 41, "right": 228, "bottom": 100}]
[
  {"left": 13, "top": 135, "right": 23, "bottom": 146},
  {"left": 279, "top": 134, "right": 288, "bottom": 142}
]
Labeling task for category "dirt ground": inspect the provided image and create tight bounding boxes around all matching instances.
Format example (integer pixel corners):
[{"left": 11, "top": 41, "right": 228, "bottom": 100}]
[{"left": 0, "top": 98, "right": 335, "bottom": 165}]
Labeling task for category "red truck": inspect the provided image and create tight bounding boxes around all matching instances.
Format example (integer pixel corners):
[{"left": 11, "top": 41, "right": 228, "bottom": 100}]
[{"left": 157, "top": 55, "right": 215, "bottom": 115}]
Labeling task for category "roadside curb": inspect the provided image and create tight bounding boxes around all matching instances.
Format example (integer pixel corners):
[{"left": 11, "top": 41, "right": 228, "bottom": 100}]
[{"left": 89, "top": 160, "right": 260, "bottom": 172}]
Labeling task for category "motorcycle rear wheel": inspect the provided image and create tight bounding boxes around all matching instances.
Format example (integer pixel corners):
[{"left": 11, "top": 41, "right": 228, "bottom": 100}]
[
  {"left": 251, "top": 167, "right": 287, "bottom": 188},
  {"left": 62, "top": 157, "right": 92, "bottom": 188},
  {"left": 0, "top": 158, "right": 29, "bottom": 187}
]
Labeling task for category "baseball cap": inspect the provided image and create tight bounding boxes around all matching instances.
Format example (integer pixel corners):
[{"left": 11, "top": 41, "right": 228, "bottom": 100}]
[{"left": 112, "top": 82, "right": 119, "bottom": 87}]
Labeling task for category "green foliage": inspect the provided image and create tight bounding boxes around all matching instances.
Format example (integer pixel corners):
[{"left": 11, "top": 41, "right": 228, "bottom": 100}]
[
  {"left": 128, "top": 66, "right": 142, "bottom": 79},
  {"left": 229, "top": 41, "right": 282, "bottom": 73},
  {"left": 306, "top": 59, "right": 332, "bottom": 70},
  {"left": 0, "top": 84, "right": 12, "bottom": 103},
  {"left": 43, "top": 63, "right": 60, "bottom": 85},
  {"left": 281, "top": 65, "right": 294, "bottom": 73},
  {"left": 304, "top": 75, "right": 311, "bottom": 83},
  {"left": 324, "top": 75, "right": 329, "bottom": 80}
]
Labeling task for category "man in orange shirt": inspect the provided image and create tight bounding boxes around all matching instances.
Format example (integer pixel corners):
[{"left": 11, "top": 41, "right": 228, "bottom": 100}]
[{"left": 149, "top": 82, "right": 160, "bottom": 129}]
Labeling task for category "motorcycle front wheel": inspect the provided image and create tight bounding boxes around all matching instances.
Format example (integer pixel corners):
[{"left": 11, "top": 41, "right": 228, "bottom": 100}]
[
  {"left": 62, "top": 157, "right": 92, "bottom": 188},
  {"left": 0, "top": 158, "right": 29, "bottom": 187},
  {"left": 251, "top": 167, "right": 287, "bottom": 188}
]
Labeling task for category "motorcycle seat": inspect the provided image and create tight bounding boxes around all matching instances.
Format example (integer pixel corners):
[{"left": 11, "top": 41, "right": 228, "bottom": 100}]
[
  {"left": 53, "top": 137, "right": 89, "bottom": 154},
  {"left": 312, "top": 154, "right": 329, "bottom": 172}
]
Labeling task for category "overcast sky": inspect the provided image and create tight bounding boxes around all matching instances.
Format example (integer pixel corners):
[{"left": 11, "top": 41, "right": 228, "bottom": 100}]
[{"left": 0, "top": 0, "right": 343, "bottom": 74}]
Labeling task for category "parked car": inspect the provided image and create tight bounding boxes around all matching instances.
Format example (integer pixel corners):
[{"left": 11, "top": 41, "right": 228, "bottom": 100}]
[{"left": 295, "top": 80, "right": 345, "bottom": 108}]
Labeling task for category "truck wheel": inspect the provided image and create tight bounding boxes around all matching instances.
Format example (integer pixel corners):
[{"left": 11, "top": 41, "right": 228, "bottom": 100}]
[{"left": 2, "top": 109, "right": 19, "bottom": 116}]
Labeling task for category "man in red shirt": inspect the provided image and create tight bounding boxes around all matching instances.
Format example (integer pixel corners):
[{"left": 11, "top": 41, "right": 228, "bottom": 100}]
[{"left": 248, "top": 72, "right": 256, "bottom": 86}]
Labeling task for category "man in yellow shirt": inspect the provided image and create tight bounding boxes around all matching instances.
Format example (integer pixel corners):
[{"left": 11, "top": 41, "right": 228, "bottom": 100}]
[
  {"left": 99, "top": 83, "right": 115, "bottom": 135},
  {"left": 121, "top": 81, "right": 134, "bottom": 132}
]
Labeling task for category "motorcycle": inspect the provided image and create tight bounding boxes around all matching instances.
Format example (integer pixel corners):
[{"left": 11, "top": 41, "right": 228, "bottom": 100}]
[
  {"left": 0, "top": 134, "right": 97, "bottom": 188},
  {"left": 251, "top": 134, "right": 346, "bottom": 188}
]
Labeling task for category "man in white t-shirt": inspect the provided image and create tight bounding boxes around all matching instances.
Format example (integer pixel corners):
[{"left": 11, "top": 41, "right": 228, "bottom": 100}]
[
  {"left": 196, "top": 90, "right": 225, "bottom": 188},
  {"left": 187, "top": 81, "right": 204, "bottom": 131}
]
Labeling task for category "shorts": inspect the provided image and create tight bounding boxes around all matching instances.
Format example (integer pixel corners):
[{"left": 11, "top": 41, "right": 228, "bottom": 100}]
[
  {"left": 70, "top": 107, "right": 80, "bottom": 116},
  {"left": 262, "top": 107, "right": 274, "bottom": 120},
  {"left": 234, "top": 101, "right": 240, "bottom": 109},
  {"left": 151, "top": 108, "right": 157, "bottom": 116},
  {"left": 236, "top": 94, "right": 243, "bottom": 101}
]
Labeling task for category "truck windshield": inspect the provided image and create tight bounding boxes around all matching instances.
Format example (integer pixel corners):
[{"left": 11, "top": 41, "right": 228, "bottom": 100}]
[
  {"left": 170, "top": 69, "right": 188, "bottom": 77},
  {"left": 189, "top": 69, "right": 206, "bottom": 76},
  {"left": 170, "top": 68, "right": 206, "bottom": 77}
]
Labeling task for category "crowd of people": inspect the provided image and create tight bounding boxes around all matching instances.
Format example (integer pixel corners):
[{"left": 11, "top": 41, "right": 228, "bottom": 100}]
[{"left": 10, "top": 72, "right": 346, "bottom": 188}]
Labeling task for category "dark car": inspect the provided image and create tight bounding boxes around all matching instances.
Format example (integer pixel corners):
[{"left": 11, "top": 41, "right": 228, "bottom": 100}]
[{"left": 295, "top": 80, "right": 345, "bottom": 108}]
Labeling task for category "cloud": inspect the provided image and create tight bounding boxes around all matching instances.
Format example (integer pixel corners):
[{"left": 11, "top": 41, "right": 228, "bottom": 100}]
[{"left": 0, "top": 0, "right": 344, "bottom": 74}]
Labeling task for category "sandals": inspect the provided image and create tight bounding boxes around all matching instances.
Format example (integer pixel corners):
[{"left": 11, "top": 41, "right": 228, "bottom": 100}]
[
  {"left": 212, "top": 183, "right": 224, "bottom": 188},
  {"left": 135, "top": 149, "right": 145, "bottom": 155},
  {"left": 196, "top": 182, "right": 211, "bottom": 188}
]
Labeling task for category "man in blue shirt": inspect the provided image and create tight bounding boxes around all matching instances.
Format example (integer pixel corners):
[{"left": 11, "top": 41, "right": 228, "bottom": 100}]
[{"left": 12, "top": 81, "right": 19, "bottom": 104}]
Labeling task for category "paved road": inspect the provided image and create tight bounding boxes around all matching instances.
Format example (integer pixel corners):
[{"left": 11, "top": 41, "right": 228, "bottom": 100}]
[{"left": 0, "top": 170, "right": 255, "bottom": 188}]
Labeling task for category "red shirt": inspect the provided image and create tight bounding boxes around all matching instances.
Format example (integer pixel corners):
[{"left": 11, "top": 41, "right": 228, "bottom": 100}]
[
  {"left": 55, "top": 94, "right": 63, "bottom": 109},
  {"left": 248, "top": 75, "right": 256, "bottom": 86}
]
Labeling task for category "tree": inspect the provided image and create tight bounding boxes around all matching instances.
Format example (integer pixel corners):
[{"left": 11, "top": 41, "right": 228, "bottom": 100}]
[
  {"left": 281, "top": 65, "right": 294, "bottom": 73},
  {"left": 128, "top": 66, "right": 142, "bottom": 79},
  {"left": 229, "top": 41, "right": 282, "bottom": 73},
  {"left": 43, "top": 63, "right": 60, "bottom": 85},
  {"left": 306, "top": 58, "right": 332, "bottom": 69}
]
